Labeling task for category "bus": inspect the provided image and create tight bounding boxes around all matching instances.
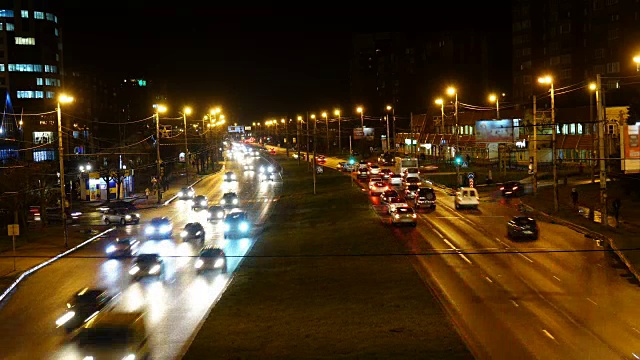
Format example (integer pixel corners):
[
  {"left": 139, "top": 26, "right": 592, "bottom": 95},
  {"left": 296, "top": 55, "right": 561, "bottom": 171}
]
[{"left": 395, "top": 157, "right": 418, "bottom": 175}]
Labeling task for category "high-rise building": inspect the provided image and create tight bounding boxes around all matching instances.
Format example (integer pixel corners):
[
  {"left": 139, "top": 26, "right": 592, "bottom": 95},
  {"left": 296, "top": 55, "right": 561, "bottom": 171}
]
[
  {"left": 0, "top": 0, "right": 63, "bottom": 161},
  {"left": 512, "top": 0, "right": 640, "bottom": 107}
]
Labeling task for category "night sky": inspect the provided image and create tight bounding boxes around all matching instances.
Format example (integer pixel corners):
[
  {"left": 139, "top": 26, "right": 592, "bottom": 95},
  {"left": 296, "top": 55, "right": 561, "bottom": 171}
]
[{"left": 60, "top": 6, "right": 511, "bottom": 123}]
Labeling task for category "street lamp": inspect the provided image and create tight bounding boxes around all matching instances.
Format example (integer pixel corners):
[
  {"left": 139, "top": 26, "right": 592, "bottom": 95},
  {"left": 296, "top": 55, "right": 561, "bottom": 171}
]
[
  {"left": 538, "top": 75, "right": 559, "bottom": 212},
  {"left": 634, "top": 55, "right": 640, "bottom": 71},
  {"left": 356, "top": 106, "right": 364, "bottom": 129},
  {"left": 385, "top": 105, "right": 393, "bottom": 152},
  {"left": 155, "top": 104, "right": 167, "bottom": 204},
  {"left": 334, "top": 109, "right": 341, "bottom": 153},
  {"left": 57, "top": 94, "right": 74, "bottom": 248},
  {"left": 488, "top": 94, "right": 500, "bottom": 119},
  {"left": 446, "top": 87, "right": 460, "bottom": 186},
  {"left": 182, "top": 106, "right": 192, "bottom": 184},
  {"left": 321, "top": 112, "right": 329, "bottom": 154},
  {"left": 297, "top": 115, "right": 303, "bottom": 165},
  {"left": 308, "top": 114, "right": 315, "bottom": 169}
]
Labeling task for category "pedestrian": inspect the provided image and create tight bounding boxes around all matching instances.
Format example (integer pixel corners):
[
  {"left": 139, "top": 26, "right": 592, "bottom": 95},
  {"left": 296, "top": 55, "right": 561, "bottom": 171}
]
[
  {"left": 145, "top": 188, "right": 150, "bottom": 200},
  {"left": 612, "top": 198, "right": 621, "bottom": 226},
  {"left": 570, "top": 188, "right": 578, "bottom": 208}
]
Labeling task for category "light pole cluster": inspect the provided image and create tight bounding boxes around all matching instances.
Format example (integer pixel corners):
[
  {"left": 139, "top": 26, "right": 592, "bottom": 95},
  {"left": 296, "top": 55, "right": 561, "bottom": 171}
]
[{"left": 57, "top": 94, "right": 74, "bottom": 247}]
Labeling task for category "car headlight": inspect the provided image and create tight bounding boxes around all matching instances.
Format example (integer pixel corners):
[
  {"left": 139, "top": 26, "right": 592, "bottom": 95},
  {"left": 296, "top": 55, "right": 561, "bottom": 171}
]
[
  {"left": 207, "top": 212, "right": 212, "bottom": 218},
  {"left": 55, "top": 311, "right": 75, "bottom": 326},
  {"left": 180, "top": 230, "right": 188, "bottom": 238},
  {"left": 223, "top": 223, "right": 230, "bottom": 232},
  {"left": 220, "top": 199, "right": 226, "bottom": 204},
  {"left": 239, "top": 221, "right": 249, "bottom": 232},
  {"left": 125, "top": 215, "right": 131, "bottom": 220},
  {"left": 232, "top": 198, "right": 238, "bottom": 205},
  {"left": 178, "top": 192, "right": 184, "bottom": 197},
  {"left": 160, "top": 225, "right": 171, "bottom": 233},
  {"left": 122, "top": 354, "right": 136, "bottom": 360},
  {"left": 214, "top": 258, "right": 225, "bottom": 268},
  {"left": 217, "top": 211, "right": 224, "bottom": 218},
  {"left": 145, "top": 227, "right": 154, "bottom": 235},
  {"left": 106, "top": 245, "right": 116, "bottom": 253},
  {"left": 149, "top": 264, "right": 161, "bottom": 274},
  {"left": 129, "top": 266, "right": 139, "bottom": 275},
  {"left": 200, "top": 201, "right": 207, "bottom": 206},
  {"left": 268, "top": 166, "right": 274, "bottom": 172},
  {"left": 195, "top": 259, "right": 204, "bottom": 269}
]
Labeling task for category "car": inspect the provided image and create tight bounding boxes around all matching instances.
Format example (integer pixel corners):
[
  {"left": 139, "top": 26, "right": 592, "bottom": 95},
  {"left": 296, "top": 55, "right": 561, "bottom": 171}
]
[
  {"left": 357, "top": 168, "right": 369, "bottom": 179},
  {"left": 369, "top": 181, "right": 388, "bottom": 195},
  {"left": 55, "top": 288, "right": 114, "bottom": 333},
  {"left": 368, "top": 177, "right": 383, "bottom": 189},
  {"left": 269, "top": 148, "right": 276, "bottom": 155},
  {"left": 223, "top": 210, "right": 251, "bottom": 238},
  {"left": 380, "top": 189, "right": 399, "bottom": 203},
  {"left": 194, "top": 246, "right": 228, "bottom": 274},
  {"left": 389, "top": 174, "right": 403, "bottom": 187},
  {"left": 387, "top": 197, "right": 409, "bottom": 214},
  {"left": 404, "top": 167, "right": 420, "bottom": 179},
  {"left": 220, "top": 192, "right": 239, "bottom": 207},
  {"left": 129, "top": 253, "right": 164, "bottom": 280},
  {"left": 391, "top": 206, "right": 417, "bottom": 227},
  {"left": 144, "top": 217, "right": 173, "bottom": 239},
  {"left": 180, "top": 222, "right": 205, "bottom": 244},
  {"left": 96, "top": 201, "right": 137, "bottom": 214},
  {"left": 224, "top": 171, "right": 237, "bottom": 182},
  {"left": 358, "top": 160, "right": 369, "bottom": 170},
  {"left": 368, "top": 164, "right": 381, "bottom": 176},
  {"left": 316, "top": 155, "right": 326, "bottom": 164},
  {"left": 378, "top": 153, "right": 396, "bottom": 166},
  {"left": 102, "top": 208, "right": 140, "bottom": 225},
  {"left": 379, "top": 168, "right": 394, "bottom": 179},
  {"left": 177, "top": 186, "right": 195, "bottom": 200},
  {"left": 105, "top": 237, "right": 140, "bottom": 258},
  {"left": 454, "top": 187, "right": 479, "bottom": 210},
  {"left": 404, "top": 184, "right": 420, "bottom": 199},
  {"left": 507, "top": 216, "right": 539, "bottom": 240},
  {"left": 403, "top": 177, "right": 422, "bottom": 188},
  {"left": 191, "top": 195, "right": 208, "bottom": 210},
  {"left": 207, "top": 205, "right": 226, "bottom": 221},
  {"left": 243, "top": 163, "right": 254, "bottom": 171},
  {"left": 500, "top": 181, "right": 525, "bottom": 197},
  {"left": 414, "top": 187, "right": 437, "bottom": 209}
]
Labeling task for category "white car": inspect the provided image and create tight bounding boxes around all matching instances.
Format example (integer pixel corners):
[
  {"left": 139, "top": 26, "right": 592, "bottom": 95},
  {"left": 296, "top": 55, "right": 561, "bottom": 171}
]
[
  {"left": 387, "top": 198, "right": 409, "bottom": 214},
  {"left": 368, "top": 165, "right": 381, "bottom": 176},
  {"left": 389, "top": 174, "right": 403, "bottom": 187},
  {"left": 404, "top": 167, "right": 420, "bottom": 179},
  {"left": 454, "top": 187, "right": 479, "bottom": 209},
  {"left": 368, "top": 177, "right": 383, "bottom": 189},
  {"left": 369, "top": 180, "right": 388, "bottom": 195}
]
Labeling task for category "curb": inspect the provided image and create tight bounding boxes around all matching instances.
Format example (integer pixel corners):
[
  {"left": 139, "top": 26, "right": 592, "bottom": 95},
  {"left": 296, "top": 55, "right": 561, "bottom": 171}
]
[{"left": 0, "top": 227, "right": 115, "bottom": 304}]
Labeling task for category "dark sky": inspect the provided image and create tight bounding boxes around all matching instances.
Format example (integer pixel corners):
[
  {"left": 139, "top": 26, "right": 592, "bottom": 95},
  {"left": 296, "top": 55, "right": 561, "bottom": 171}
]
[{"left": 60, "top": 6, "right": 511, "bottom": 124}]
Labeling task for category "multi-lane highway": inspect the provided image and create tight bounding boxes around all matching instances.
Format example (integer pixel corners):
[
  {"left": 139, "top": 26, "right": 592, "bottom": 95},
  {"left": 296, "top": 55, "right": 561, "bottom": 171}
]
[
  {"left": 0, "top": 151, "right": 279, "bottom": 359},
  {"left": 289, "top": 148, "right": 640, "bottom": 360}
]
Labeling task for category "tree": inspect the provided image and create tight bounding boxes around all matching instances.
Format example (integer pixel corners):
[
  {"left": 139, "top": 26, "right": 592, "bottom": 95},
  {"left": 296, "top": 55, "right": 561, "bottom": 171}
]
[
  {"left": 99, "top": 167, "right": 113, "bottom": 202},
  {"left": 112, "top": 169, "right": 126, "bottom": 200},
  {"left": 628, "top": 97, "right": 640, "bottom": 125}
]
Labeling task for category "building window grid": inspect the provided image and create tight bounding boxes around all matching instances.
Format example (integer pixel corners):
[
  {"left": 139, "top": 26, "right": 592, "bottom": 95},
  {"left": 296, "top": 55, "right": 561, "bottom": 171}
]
[
  {"left": 17, "top": 90, "right": 44, "bottom": 99},
  {"left": 15, "top": 37, "right": 35, "bottom": 45},
  {"left": 20, "top": 10, "right": 28, "bottom": 18},
  {"left": 0, "top": 10, "right": 14, "bottom": 18},
  {"left": 6, "top": 22, "right": 13, "bottom": 31},
  {"left": 45, "top": 91, "right": 55, "bottom": 99},
  {"left": 36, "top": 77, "right": 42, "bottom": 85},
  {"left": 8, "top": 64, "right": 43, "bottom": 72},
  {"left": 34, "top": 11, "right": 44, "bottom": 19}
]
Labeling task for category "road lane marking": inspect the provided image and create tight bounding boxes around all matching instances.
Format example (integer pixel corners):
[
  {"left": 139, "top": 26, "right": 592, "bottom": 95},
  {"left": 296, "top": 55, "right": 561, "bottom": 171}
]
[
  {"left": 542, "top": 329, "right": 556, "bottom": 341},
  {"left": 432, "top": 227, "right": 446, "bottom": 239},
  {"left": 434, "top": 216, "right": 461, "bottom": 219},
  {"left": 511, "top": 300, "right": 519, "bottom": 307},
  {"left": 495, "top": 237, "right": 510, "bottom": 248},
  {"left": 459, "top": 254, "right": 472, "bottom": 264},
  {"left": 485, "top": 276, "right": 493, "bottom": 283},
  {"left": 442, "top": 239, "right": 457, "bottom": 249},
  {"left": 587, "top": 298, "right": 598, "bottom": 306},
  {"left": 632, "top": 328, "right": 640, "bottom": 334},
  {"left": 440, "top": 237, "right": 472, "bottom": 264},
  {"left": 553, "top": 276, "right": 561, "bottom": 282},
  {"left": 518, "top": 253, "right": 534, "bottom": 263}
]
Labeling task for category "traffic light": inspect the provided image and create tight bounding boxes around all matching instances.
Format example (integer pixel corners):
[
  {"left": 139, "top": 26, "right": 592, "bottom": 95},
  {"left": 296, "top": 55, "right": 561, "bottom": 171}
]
[
  {"left": 349, "top": 157, "right": 355, "bottom": 165},
  {"left": 455, "top": 156, "right": 463, "bottom": 166}
]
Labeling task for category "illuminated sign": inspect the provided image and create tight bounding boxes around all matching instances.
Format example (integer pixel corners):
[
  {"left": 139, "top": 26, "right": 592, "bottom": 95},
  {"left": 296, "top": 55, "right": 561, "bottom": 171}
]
[
  {"left": 516, "top": 140, "right": 527, "bottom": 148},
  {"left": 228, "top": 126, "right": 244, "bottom": 133}
]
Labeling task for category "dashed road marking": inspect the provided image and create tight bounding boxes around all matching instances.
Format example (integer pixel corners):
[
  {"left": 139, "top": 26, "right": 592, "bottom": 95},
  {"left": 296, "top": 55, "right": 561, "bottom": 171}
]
[
  {"left": 518, "top": 253, "right": 534, "bottom": 263},
  {"left": 511, "top": 300, "right": 519, "bottom": 307},
  {"left": 542, "top": 329, "right": 556, "bottom": 341},
  {"left": 485, "top": 276, "right": 493, "bottom": 283},
  {"left": 553, "top": 276, "right": 561, "bottom": 282},
  {"left": 587, "top": 298, "right": 598, "bottom": 306}
]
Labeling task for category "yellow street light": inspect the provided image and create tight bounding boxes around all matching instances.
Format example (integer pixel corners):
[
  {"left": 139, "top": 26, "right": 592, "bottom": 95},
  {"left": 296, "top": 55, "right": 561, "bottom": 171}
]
[
  {"left": 156, "top": 104, "right": 167, "bottom": 113},
  {"left": 220, "top": 114, "right": 225, "bottom": 120},
  {"left": 281, "top": 118, "right": 285, "bottom": 123},
  {"left": 356, "top": 107, "right": 363, "bottom": 114},
  {"left": 435, "top": 98, "right": 443, "bottom": 105},
  {"left": 215, "top": 107, "right": 221, "bottom": 114},
  {"left": 589, "top": 82, "right": 597, "bottom": 91},
  {"left": 297, "top": 115, "right": 303, "bottom": 121},
  {"left": 252, "top": 122, "right": 256, "bottom": 126},
  {"left": 334, "top": 109, "right": 340, "bottom": 116},
  {"left": 59, "top": 94, "right": 74, "bottom": 104},
  {"left": 488, "top": 94, "right": 497, "bottom": 103},
  {"left": 386, "top": 105, "right": 392, "bottom": 111},
  {"left": 446, "top": 87, "right": 456, "bottom": 96},
  {"left": 310, "top": 114, "right": 316, "bottom": 119},
  {"left": 183, "top": 106, "right": 192, "bottom": 115},
  {"left": 538, "top": 75, "right": 553, "bottom": 84},
  {"left": 634, "top": 55, "right": 640, "bottom": 64},
  {"left": 321, "top": 112, "right": 327, "bottom": 118}
]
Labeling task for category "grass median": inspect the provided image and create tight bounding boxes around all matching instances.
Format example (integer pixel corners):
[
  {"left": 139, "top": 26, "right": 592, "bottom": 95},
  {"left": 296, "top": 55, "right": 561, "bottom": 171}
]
[{"left": 184, "top": 157, "right": 471, "bottom": 359}]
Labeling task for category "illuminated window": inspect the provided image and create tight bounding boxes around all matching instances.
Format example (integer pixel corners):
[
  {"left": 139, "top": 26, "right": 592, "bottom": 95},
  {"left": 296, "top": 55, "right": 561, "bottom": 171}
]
[
  {"left": 44, "top": 65, "right": 57, "bottom": 73},
  {"left": 0, "top": 10, "right": 14, "bottom": 17},
  {"left": 17, "top": 90, "right": 44, "bottom": 98},
  {"left": 36, "top": 77, "right": 42, "bottom": 85},
  {"left": 54, "top": 28, "right": 58, "bottom": 36},
  {"left": 34, "top": 11, "right": 44, "bottom": 19},
  {"left": 0, "top": 64, "right": 4, "bottom": 72},
  {"left": 46, "top": 91, "right": 55, "bottom": 99},
  {"left": 33, "top": 150, "right": 55, "bottom": 162},
  {"left": 45, "top": 78, "right": 59, "bottom": 86},
  {"left": 45, "top": 13, "right": 54, "bottom": 21},
  {"left": 8, "top": 64, "right": 43, "bottom": 72},
  {"left": 33, "top": 131, "right": 53, "bottom": 144},
  {"left": 6, "top": 22, "right": 13, "bottom": 31},
  {"left": 15, "top": 37, "right": 35, "bottom": 45},
  {"left": 21, "top": 10, "right": 28, "bottom": 18},
  {"left": 0, "top": 23, "right": 2, "bottom": 30}
]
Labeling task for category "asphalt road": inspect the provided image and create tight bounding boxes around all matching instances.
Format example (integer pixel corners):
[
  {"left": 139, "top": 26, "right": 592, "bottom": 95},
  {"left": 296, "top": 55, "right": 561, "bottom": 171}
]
[
  {"left": 282, "top": 148, "right": 640, "bottom": 360},
  {"left": 0, "top": 153, "right": 280, "bottom": 360}
]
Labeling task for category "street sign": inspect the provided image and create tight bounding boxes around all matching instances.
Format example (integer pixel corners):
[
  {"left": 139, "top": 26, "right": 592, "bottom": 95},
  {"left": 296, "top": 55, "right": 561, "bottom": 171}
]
[{"left": 7, "top": 224, "right": 19, "bottom": 236}]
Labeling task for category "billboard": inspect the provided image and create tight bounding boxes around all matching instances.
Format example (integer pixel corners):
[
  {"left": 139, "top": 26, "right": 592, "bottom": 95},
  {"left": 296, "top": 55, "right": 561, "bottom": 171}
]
[
  {"left": 475, "top": 119, "right": 515, "bottom": 142},
  {"left": 353, "top": 127, "right": 374, "bottom": 141},
  {"left": 622, "top": 123, "right": 640, "bottom": 174},
  {"left": 228, "top": 126, "right": 244, "bottom": 133}
]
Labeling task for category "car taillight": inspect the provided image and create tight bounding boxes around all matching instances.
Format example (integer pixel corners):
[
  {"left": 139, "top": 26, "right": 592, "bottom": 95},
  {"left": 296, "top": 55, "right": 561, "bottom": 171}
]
[{"left": 513, "top": 186, "right": 518, "bottom": 190}]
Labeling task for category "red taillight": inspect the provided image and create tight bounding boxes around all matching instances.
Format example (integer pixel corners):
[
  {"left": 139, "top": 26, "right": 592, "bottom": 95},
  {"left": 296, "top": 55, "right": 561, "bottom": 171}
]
[
  {"left": 500, "top": 186, "right": 504, "bottom": 190},
  {"left": 513, "top": 186, "right": 518, "bottom": 190}
]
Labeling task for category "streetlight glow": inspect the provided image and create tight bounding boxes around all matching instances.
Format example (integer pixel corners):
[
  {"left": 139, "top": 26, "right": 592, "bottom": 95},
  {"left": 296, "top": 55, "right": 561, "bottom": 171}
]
[
  {"left": 310, "top": 114, "right": 316, "bottom": 119},
  {"left": 321, "top": 112, "right": 327, "bottom": 118},
  {"left": 538, "top": 76, "right": 553, "bottom": 84},
  {"left": 386, "top": 105, "right": 392, "bottom": 111},
  {"left": 184, "top": 107, "right": 192, "bottom": 115},
  {"left": 446, "top": 87, "right": 456, "bottom": 96},
  {"left": 435, "top": 98, "right": 443, "bottom": 105},
  {"left": 59, "top": 94, "right": 74, "bottom": 104},
  {"left": 589, "top": 82, "right": 597, "bottom": 91},
  {"left": 334, "top": 109, "right": 340, "bottom": 116},
  {"left": 488, "top": 94, "right": 497, "bottom": 103},
  {"left": 297, "top": 116, "right": 303, "bottom": 121},
  {"left": 356, "top": 107, "right": 363, "bottom": 114},
  {"left": 634, "top": 55, "right": 640, "bottom": 64}
]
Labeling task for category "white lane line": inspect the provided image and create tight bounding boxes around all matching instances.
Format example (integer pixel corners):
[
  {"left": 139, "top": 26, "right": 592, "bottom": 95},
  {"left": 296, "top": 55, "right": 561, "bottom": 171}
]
[
  {"left": 434, "top": 216, "right": 462, "bottom": 219},
  {"left": 542, "top": 329, "right": 556, "bottom": 341},
  {"left": 586, "top": 298, "right": 598, "bottom": 306},
  {"left": 442, "top": 239, "right": 457, "bottom": 249},
  {"left": 518, "top": 253, "right": 534, "bottom": 263},
  {"left": 432, "top": 227, "right": 446, "bottom": 239},
  {"left": 511, "top": 300, "right": 519, "bottom": 307},
  {"left": 459, "top": 254, "right": 473, "bottom": 264},
  {"left": 632, "top": 327, "right": 640, "bottom": 334},
  {"left": 485, "top": 276, "right": 493, "bottom": 283},
  {"left": 441, "top": 237, "right": 472, "bottom": 264},
  {"left": 553, "top": 275, "right": 561, "bottom": 282},
  {"left": 495, "top": 237, "right": 510, "bottom": 248}
]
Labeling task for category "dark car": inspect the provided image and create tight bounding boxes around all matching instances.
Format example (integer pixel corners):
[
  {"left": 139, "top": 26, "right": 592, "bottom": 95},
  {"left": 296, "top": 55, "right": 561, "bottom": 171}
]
[
  {"left": 223, "top": 171, "right": 237, "bottom": 182},
  {"left": 380, "top": 189, "right": 399, "bottom": 203},
  {"left": 129, "top": 253, "right": 164, "bottom": 280},
  {"left": 194, "top": 246, "right": 228, "bottom": 274},
  {"left": 501, "top": 181, "right": 524, "bottom": 197},
  {"left": 507, "top": 216, "right": 539, "bottom": 240},
  {"left": 55, "top": 288, "right": 114, "bottom": 333},
  {"left": 414, "top": 187, "right": 437, "bottom": 209},
  {"left": 144, "top": 217, "right": 172, "bottom": 239},
  {"left": 177, "top": 186, "right": 195, "bottom": 200},
  {"left": 180, "top": 222, "right": 205, "bottom": 244},
  {"left": 223, "top": 210, "right": 250, "bottom": 238},
  {"left": 357, "top": 168, "right": 369, "bottom": 179},
  {"left": 105, "top": 237, "right": 140, "bottom": 258},
  {"left": 207, "top": 205, "right": 226, "bottom": 221},
  {"left": 405, "top": 184, "right": 420, "bottom": 199},
  {"left": 379, "top": 168, "right": 394, "bottom": 179},
  {"left": 404, "top": 177, "right": 421, "bottom": 187},
  {"left": 220, "top": 192, "right": 239, "bottom": 207},
  {"left": 191, "top": 195, "right": 208, "bottom": 210},
  {"left": 315, "top": 155, "right": 326, "bottom": 164}
]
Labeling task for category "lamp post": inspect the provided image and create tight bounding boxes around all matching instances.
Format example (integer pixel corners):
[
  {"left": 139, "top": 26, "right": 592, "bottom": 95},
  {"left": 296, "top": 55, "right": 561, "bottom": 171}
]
[
  {"left": 297, "top": 116, "right": 302, "bottom": 165},
  {"left": 356, "top": 106, "right": 364, "bottom": 155},
  {"left": 385, "top": 105, "right": 392, "bottom": 152},
  {"left": 488, "top": 94, "right": 500, "bottom": 119},
  {"left": 322, "top": 112, "right": 329, "bottom": 154},
  {"left": 282, "top": 118, "right": 289, "bottom": 157},
  {"left": 589, "top": 82, "right": 597, "bottom": 183},
  {"left": 308, "top": 114, "right": 315, "bottom": 170},
  {"left": 447, "top": 87, "right": 460, "bottom": 186},
  {"left": 634, "top": 55, "right": 640, "bottom": 72},
  {"left": 155, "top": 104, "right": 167, "bottom": 204},
  {"left": 538, "top": 75, "right": 558, "bottom": 212},
  {"left": 57, "top": 94, "right": 74, "bottom": 248},
  {"left": 334, "top": 109, "right": 341, "bottom": 154},
  {"left": 313, "top": 113, "right": 318, "bottom": 195},
  {"left": 182, "top": 107, "right": 192, "bottom": 184},
  {"left": 435, "top": 99, "right": 444, "bottom": 134}
]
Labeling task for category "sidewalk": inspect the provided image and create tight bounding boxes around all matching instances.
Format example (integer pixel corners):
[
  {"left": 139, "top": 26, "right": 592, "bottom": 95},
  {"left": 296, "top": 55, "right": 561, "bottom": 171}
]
[{"left": 184, "top": 156, "right": 471, "bottom": 359}]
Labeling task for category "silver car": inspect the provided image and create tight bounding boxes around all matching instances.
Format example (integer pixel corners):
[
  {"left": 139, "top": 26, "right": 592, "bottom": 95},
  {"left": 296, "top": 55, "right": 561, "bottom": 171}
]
[
  {"left": 391, "top": 206, "right": 417, "bottom": 227},
  {"left": 102, "top": 208, "right": 140, "bottom": 225}
]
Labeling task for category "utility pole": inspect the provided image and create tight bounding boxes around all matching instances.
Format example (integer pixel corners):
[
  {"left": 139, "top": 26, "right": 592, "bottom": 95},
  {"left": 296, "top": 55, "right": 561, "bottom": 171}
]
[
  {"left": 336, "top": 111, "right": 342, "bottom": 154},
  {"left": 306, "top": 113, "right": 311, "bottom": 170},
  {"left": 297, "top": 116, "right": 301, "bottom": 166},
  {"left": 57, "top": 99, "right": 69, "bottom": 248},
  {"left": 183, "top": 108, "right": 191, "bottom": 185},
  {"left": 596, "top": 74, "right": 608, "bottom": 226},
  {"left": 349, "top": 135, "right": 353, "bottom": 187},
  {"left": 313, "top": 115, "right": 317, "bottom": 194},
  {"left": 155, "top": 110, "right": 162, "bottom": 204},
  {"left": 532, "top": 95, "right": 538, "bottom": 195},
  {"left": 323, "top": 113, "right": 330, "bottom": 155},
  {"left": 454, "top": 94, "right": 460, "bottom": 186},
  {"left": 392, "top": 108, "right": 396, "bottom": 152},
  {"left": 285, "top": 119, "right": 289, "bottom": 158},
  {"left": 590, "top": 84, "right": 596, "bottom": 183},
  {"left": 551, "top": 82, "right": 559, "bottom": 212}
]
